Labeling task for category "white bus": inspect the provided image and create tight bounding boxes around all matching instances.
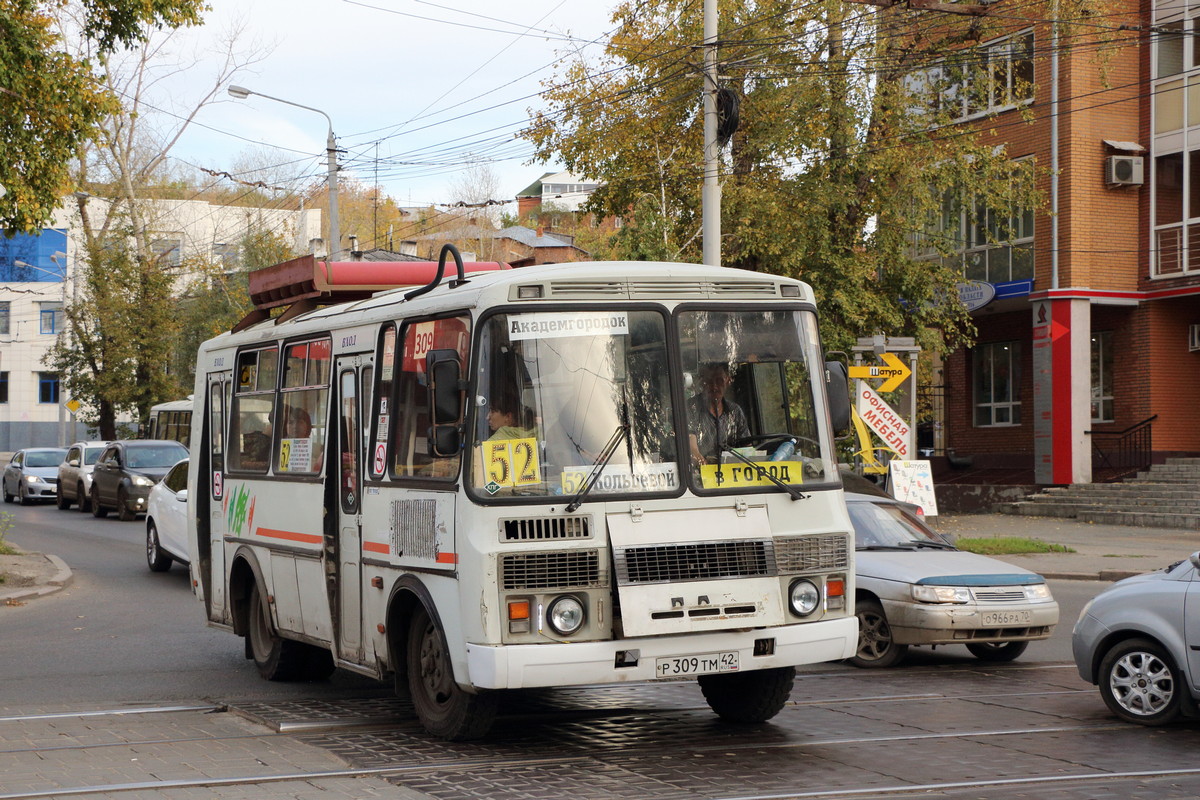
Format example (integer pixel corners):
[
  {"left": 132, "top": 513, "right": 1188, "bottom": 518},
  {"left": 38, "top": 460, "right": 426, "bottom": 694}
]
[
  {"left": 146, "top": 398, "right": 193, "bottom": 447},
  {"left": 188, "top": 248, "right": 856, "bottom": 740}
]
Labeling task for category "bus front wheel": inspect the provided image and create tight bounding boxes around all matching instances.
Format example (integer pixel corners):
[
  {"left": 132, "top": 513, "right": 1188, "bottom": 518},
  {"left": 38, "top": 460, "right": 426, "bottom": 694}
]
[
  {"left": 698, "top": 666, "right": 795, "bottom": 723},
  {"left": 406, "top": 605, "right": 498, "bottom": 740},
  {"left": 247, "top": 583, "right": 334, "bottom": 681}
]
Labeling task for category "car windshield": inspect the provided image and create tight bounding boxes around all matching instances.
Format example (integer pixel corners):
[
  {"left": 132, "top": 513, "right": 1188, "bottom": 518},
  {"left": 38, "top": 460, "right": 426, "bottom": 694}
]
[
  {"left": 83, "top": 447, "right": 104, "bottom": 465},
  {"left": 26, "top": 450, "right": 66, "bottom": 468},
  {"left": 126, "top": 445, "right": 188, "bottom": 470},
  {"left": 848, "top": 500, "right": 951, "bottom": 549},
  {"left": 470, "top": 309, "right": 676, "bottom": 499}
]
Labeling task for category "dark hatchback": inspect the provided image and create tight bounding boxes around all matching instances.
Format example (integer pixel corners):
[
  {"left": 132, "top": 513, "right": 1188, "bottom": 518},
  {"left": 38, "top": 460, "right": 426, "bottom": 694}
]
[{"left": 90, "top": 440, "right": 189, "bottom": 521}]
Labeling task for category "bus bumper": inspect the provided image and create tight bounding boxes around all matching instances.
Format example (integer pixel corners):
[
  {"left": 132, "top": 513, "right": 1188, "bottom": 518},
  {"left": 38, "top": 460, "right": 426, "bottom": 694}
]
[{"left": 465, "top": 616, "right": 858, "bottom": 690}]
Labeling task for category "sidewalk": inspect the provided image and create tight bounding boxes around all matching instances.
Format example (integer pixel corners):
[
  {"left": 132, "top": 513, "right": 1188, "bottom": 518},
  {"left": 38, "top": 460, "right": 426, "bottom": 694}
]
[
  {"left": 933, "top": 512, "right": 1199, "bottom": 581},
  {"left": 0, "top": 551, "right": 72, "bottom": 606}
]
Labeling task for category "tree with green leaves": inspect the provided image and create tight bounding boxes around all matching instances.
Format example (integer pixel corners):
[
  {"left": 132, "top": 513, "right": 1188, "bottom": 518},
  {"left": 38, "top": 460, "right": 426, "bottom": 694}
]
[
  {"left": 0, "top": 0, "right": 206, "bottom": 234},
  {"left": 524, "top": 0, "right": 1109, "bottom": 354}
]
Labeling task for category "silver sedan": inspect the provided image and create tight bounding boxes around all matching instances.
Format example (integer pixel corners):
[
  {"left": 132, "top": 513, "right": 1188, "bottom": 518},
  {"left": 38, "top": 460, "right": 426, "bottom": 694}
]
[{"left": 3, "top": 447, "right": 68, "bottom": 505}]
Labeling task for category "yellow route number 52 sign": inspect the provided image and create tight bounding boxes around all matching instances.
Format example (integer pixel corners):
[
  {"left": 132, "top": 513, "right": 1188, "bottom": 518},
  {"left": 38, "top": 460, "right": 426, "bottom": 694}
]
[{"left": 481, "top": 438, "right": 541, "bottom": 489}]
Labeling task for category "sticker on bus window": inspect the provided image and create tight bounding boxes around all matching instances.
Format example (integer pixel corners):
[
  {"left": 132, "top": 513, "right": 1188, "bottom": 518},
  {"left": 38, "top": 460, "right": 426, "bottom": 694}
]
[
  {"left": 560, "top": 463, "right": 679, "bottom": 495},
  {"left": 279, "top": 437, "right": 313, "bottom": 472},
  {"left": 481, "top": 438, "right": 540, "bottom": 489},
  {"left": 699, "top": 461, "right": 805, "bottom": 489}
]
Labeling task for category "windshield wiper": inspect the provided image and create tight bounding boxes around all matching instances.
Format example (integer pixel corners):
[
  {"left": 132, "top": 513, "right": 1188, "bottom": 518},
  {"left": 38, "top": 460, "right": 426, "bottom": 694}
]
[
  {"left": 565, "top": 424, "right": 628, "bottom": 513},
  {"left": 717, "top": 445, "right": 810, "bottom": 501},
  {"left": 892, "top": 540, "right": 955, "bottom": 550}
]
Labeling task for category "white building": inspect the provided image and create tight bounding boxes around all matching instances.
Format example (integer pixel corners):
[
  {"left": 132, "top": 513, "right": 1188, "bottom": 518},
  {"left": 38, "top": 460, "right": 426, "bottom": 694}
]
[{"left": 0, "top": 197, "right": 321, "bottom": 451}]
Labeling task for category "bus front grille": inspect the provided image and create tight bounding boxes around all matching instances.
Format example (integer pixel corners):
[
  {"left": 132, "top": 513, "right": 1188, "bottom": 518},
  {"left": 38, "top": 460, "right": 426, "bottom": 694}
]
[
  {"left": 500, "top": 550, "right": 604, "bottom": 590},
  {"left": 501, "top": 516, "right": 591, "bottom": 542},
  {"left": 774, "top": 534, "right": 850, "bottom": 574},
  {"left": 615, "top": 540, "right": 773, "bottom": 585}
]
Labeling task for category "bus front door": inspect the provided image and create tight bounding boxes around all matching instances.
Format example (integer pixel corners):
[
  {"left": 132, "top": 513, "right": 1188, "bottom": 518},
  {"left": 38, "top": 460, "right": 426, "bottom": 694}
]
[{"left": 335, "top": 358, "right": 368, "bottom": 660}]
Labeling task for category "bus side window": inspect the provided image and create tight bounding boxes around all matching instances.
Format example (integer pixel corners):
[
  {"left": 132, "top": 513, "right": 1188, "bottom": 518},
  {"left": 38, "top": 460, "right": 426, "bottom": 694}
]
[
  {"left": 392, "top": 316, "right": 469, "bottom": 479},
  {"left": 276, "top": 338, "right": 330, "bottom": 476},
  {"left": 229, "top": 347, "right": 277, "bottom": 473}
]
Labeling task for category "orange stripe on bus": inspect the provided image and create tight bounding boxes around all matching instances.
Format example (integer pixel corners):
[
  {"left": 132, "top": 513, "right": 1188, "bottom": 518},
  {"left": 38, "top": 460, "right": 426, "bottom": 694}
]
[
  {"left": 436, "top": 552, "right": 458, "bottom": 565},
  {"left": 363, "top": 541, "right": 390, "bottom": 554},
  {"left": 257, "top": 528, "right": 323, "bottom": 545}
]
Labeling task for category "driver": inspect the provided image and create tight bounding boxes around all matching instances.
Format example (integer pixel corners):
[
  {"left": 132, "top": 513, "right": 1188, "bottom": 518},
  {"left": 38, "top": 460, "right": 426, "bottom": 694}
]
[{"left": 687, "top": 362, "right": 750, "bottom": 466}]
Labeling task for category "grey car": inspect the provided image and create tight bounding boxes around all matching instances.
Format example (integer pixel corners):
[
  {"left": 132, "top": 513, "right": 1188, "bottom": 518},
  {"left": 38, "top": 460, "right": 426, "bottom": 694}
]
[
  {"left": 847, "top": 490, "right": 1059, "bottom": 668},
  {"left": 1073, "top": 553, "right": 1200, "bottom": 725},
  {"left": 3, "top": 448, "right": 68, "bottom": 505},
  {"left": 90, "top": 440, "right": 189, "bottom": 521},
  {"left": 56, "top": 440, "right": 110, "bottom": 512}
]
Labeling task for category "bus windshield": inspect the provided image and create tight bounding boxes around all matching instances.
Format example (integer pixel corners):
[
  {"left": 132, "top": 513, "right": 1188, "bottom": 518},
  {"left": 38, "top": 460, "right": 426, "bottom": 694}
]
[
  {"left": 471, "top": 310, "right": 677, "bottom": 499},
  {"left": 468, "top": 306, "right": 837, "bottom": 501}
]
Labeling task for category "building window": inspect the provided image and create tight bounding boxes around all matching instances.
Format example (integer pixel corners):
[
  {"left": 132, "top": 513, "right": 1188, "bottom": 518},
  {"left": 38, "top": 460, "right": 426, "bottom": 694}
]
[
  {"left": 150, "top": 237, "right": 183, "bottom": 268},
  {"left": 39, "top": 372, "right": 59, "bottom": 404},
  {"left": 0, "top": 372, "right": 7, "bottom": 404},
  {"left": 906, "top": 30, "right": 1034, "bottom": 124},
  {"left": 1091, "top": 331, "right": 1114, "bottom": 422},
  {"left": 0, "top": 302, "right": 9, "bottom": 335},
  {"left": 212, "top": 242, "right": 239, "bottom": 269},
  {"left": 911, "top": 167, "right": 1035, "bottom": 284},
  {"left": 39, "top": 302, "right": 63, "bottom": 334},
  {"left": 973, "top": 341, "right": 1021, "bottom": 426}
]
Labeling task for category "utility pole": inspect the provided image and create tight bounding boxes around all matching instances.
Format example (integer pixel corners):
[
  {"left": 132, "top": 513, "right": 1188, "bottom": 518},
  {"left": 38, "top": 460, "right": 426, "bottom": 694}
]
[{"left": 701, "top": 0, "right": 720, "bottom": 266}]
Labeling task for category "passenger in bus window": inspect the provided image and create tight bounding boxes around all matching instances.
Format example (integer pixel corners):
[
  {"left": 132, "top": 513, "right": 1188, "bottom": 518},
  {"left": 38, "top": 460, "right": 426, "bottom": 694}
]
[
  {"left": 486, "top": 390, "right": 536, "bottom": 441},
  {"left": 285, "top": 405, "right": 323, "bottom": 472},
  {"left": 687, "top": 362, "right": 750, "bottom": 466}
]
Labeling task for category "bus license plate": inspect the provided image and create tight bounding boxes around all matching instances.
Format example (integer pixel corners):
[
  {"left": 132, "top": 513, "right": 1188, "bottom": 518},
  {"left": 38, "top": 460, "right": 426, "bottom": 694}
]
[
  {"left": 655, "top": 651, "right": 739, "bottom": 677},
  {"left": 982, "top": 610, "right": 1031, "bottom": 626}
]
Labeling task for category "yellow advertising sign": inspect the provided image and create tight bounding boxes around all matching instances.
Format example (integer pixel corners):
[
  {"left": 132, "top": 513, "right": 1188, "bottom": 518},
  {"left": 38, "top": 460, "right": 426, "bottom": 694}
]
[
  {"left": 699, "top": 461, "right": 805, "bottom": 489},
  {"left": 847, "top": 352, "right": 912, "bottom": 392}
]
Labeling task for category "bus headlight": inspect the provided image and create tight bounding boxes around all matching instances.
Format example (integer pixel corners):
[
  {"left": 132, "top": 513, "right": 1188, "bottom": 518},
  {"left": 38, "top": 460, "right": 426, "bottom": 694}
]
[
  {"left": 546, "top": 595, "right": 585, "bottom": 636},
  {"left": 788, "top": 579, "right": 820, "bottom": 617}
]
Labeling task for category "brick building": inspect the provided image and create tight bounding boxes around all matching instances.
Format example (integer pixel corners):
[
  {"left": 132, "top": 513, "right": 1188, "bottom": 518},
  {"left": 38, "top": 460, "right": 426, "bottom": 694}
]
[{"left": 924, "top": 1, "right": 1200, "bottom": 483}]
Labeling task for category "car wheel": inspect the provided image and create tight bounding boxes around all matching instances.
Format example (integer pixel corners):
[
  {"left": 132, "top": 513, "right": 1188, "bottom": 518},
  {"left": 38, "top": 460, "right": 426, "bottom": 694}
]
[
  {"left": 2, "top": 479, "right": 11, "bottom": 503},
  {"left": 19, "top": 486, "right": 31, "bottom": 505},
  {"left": 699, "top": 666, "right": 795, "bottom": 723},
  {"left": 247, "top": 582, "right": 334, "bottom": 682},
  {"left": 1098, "top": 637, "right": 1183, "bottom": 725},
  {"left": 90, "top": 485, "right": 107, "bottom": 518},
  {"left": 117, "top": 488, "right": 136, "bottom": 521},
  {"left": 77, "top": 482, "right": 91, "bottom": 513},
  {"left": 848, "top": 598, "right": 908, "bottom": 668},
  {"left": 146, "top": 521, "right": 172, "bottom": 572},
  {"left": 57, "top": 487, "right": 71, "bottom": 510},
  {"left": 967, "top": 641, "right": 1029, "bottom": 662},
  {"left": 407, "top": 604, "right": 498, "bottom": 740}
]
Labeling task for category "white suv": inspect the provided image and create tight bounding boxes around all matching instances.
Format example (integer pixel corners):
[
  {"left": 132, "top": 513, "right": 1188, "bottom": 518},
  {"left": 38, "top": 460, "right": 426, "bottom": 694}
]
[{"left": 57, "top": 440, "right": 111, "bottom": 512}]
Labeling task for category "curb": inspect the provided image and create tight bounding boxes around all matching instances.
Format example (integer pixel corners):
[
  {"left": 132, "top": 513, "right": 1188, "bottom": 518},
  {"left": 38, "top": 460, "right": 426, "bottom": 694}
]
[{"left": 0, "top": 553, "right": 73, "bottom": 604}]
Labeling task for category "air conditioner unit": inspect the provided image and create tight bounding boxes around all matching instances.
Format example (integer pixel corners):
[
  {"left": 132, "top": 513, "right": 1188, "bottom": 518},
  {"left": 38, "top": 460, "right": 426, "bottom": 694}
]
[
  {"left": 1106, "top": 155, "right": 1144, "bottom": 186},
  {"left": 1190, "top": 323, "right": 1200, "bottom": 352}
]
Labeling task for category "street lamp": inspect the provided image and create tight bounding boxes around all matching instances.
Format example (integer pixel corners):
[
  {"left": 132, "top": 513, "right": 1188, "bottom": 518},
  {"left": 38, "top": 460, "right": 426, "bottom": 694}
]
[{"left": 228, "top": 84, "right": 341, "bottom": 259}]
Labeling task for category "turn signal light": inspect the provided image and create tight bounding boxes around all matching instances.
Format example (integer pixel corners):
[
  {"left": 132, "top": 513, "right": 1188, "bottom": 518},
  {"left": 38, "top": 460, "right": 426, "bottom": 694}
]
[
  {"left": 508, "top": 599, "right": 531, "bottom": 634},
  {"left": 826, "top": 578, "right": 845, "bottom": 597}
]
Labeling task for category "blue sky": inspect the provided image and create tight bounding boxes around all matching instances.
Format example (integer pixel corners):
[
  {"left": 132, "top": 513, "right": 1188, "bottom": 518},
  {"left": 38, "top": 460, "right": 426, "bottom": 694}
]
[{"left": 167, "top": 0, "right": 616, "bottom": 210}]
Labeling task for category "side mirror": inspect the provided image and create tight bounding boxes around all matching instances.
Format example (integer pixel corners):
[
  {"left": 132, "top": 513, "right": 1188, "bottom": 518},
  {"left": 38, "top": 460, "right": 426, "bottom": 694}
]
[
  {"left": 825, "top": 361, "right": 851, "bottom": 436},
  {"left": 426, "top": 348, "right": 464, "bottom": 457},
  {"left": 176, "top": 489, "right": 189, "bottom": 503},
  {"left": 68, "top": 458, "right": 80, "bottom": 467},
  {"left": 1190, "top": 552, "right": 1200, "bottom": 571}
]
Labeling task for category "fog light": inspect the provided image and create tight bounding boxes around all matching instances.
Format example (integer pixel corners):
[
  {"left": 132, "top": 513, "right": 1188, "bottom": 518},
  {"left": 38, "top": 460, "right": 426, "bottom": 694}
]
[
  {"left": 789, "top": 579, "right": 820, "bottom": 617},
  {"left": 546, "top": 595, "right": 585, "bottom": 635}
]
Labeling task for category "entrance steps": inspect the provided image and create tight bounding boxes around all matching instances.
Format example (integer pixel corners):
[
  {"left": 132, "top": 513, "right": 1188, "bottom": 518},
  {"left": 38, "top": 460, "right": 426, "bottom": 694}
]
[{"left": 996, "top": 458, "right": 1200, "bottom": 530}]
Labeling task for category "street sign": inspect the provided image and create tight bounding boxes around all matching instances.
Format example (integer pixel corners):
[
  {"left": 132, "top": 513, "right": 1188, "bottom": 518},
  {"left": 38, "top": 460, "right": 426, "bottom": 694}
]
[
  {"left": 856, "top": 382, "right": 911, "bottom": 459},
  {"left": 66, "top": 399, "right": 81, "bottom": 413},
  {"left": 888, "top": 460, "right": 938, "bottom": 517},
  {"left": 847, "top": 352, "right": 912, "bottom": 392}
]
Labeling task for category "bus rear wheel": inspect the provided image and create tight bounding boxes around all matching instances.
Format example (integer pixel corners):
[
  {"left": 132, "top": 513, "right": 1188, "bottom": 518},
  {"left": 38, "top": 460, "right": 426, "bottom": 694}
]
[
  {"left": 406, "top": 605, "right": 498, "bottom": 740},
  {"left": 699, "top": 666, "right": 795, "bottom": 723},
  {"left": 247, "top": 583, "right": 335, "bottom": 681}
]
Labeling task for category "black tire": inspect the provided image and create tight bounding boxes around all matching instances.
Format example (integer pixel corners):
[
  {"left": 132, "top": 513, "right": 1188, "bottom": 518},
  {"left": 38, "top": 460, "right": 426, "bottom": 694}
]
[
  {"left": 1098, "top": 637, "right": 1184, "bottom": 725},
  {"left": 90, "top": 485, "right": 107, "bottom": 518},
  {"left": 407, "top": 605, "right": 498, "bottom": 740},
  {"left": 848, "top": 599, "right": 908, "bottom": 669},
  {"left": 246, "top": 583, "right": 334, "bottom": 681},
  {"left": 146, "top": 521, "right": 172, "bottom": 572},
  {"left": 967, "top": 641, "right": 1029, "bottom": 662},
  {"left": 57, "top": 487, "right": 71, "bottom": 510},
  {"left": 117, "top": 488, "right": 136, "bottom": 521},
  {"left": 2, "top": 481, "right": 11, "bottom": 503},
  {"left": 19, "top": 488, "right": 31, "bottom": 506},
  {"left": 698, "top": 666, "right": 795, "bottom": 723},
  {"left": 77, "top": 482, "right": 91, "bottom": 513}
]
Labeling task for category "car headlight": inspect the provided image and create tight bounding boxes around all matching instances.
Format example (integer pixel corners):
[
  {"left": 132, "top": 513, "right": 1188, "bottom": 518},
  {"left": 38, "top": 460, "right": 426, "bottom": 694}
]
[
  {"left": 132, "top": 476, "right": 155, "bottom": 487},
  {"left": 1023, "top": 583, "right": 1052, "bottom": 602},
  {"left": 788, "top": 579, "right": 821, "bottom": 617},
  {"left": 24, "top": 475, "right": 39, "bottom": 484},
  {"left": 912, "top": 585, "right": 971, "bottom": 603},
  {"left": 546, "top": 595, "right": 585, "bottom": 636}
]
